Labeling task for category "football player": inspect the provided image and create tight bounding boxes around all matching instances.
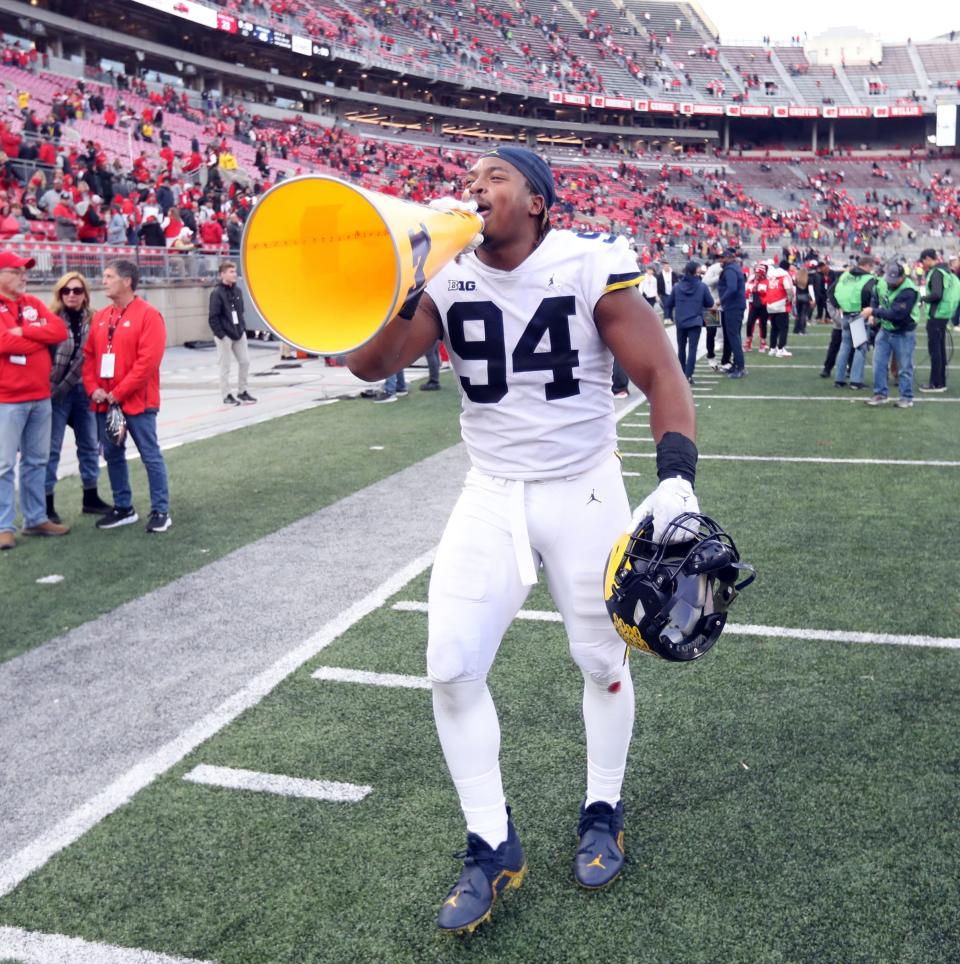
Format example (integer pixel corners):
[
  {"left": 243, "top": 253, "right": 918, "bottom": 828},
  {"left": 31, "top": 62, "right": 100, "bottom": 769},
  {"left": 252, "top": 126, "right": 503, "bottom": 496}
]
[{"left": 347, "top": 147, "right": 700, "bottom": 933}]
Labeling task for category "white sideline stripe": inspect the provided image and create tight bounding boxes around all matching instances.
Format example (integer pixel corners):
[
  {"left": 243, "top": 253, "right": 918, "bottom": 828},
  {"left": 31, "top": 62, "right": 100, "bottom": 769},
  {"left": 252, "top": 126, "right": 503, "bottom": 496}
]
[
  {"left": 182, "top": 764, "right": 371, "bottom": 802},
  {"left": 724, "top": 623, "right": 960, "bottom": 649},
  {"left": 0, "top": 926, "right": 212, "bottom": 964},
  {"left": 0, "top": 548, "right": 437, "bottom": 899},
  {"left": 392, "top": 600, "right": 562, "bottom": 622},
  {"left": 390, "top": 601, "right": 959, "bottom": 649},
  {"left": 312, "top": 666, "right": 431, "bottom": 689},
  {"left": 693, "top": 394, "right": 960, "bottom": 403},
  {"left": 618, "top": 452, "right": 959, "bottom": 467}
]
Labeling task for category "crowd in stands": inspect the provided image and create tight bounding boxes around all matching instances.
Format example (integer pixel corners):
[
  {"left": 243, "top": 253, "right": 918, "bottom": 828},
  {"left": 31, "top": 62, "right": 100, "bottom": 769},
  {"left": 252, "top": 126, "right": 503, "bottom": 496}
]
[{"left": 0, "top": 51, "right": 958, "bottom": 268}]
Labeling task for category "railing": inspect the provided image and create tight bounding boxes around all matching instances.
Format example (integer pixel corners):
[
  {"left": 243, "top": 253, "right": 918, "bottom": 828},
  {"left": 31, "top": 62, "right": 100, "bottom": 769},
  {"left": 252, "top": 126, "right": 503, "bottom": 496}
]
[{"left": 3, "top": 241, "right": 229, "bottom": 285}]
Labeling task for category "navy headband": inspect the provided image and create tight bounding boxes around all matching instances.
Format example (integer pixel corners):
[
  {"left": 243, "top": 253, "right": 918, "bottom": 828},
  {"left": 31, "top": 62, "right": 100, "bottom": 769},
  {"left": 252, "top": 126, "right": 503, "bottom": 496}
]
[{"left": 481, "top": 147, "right": 556, "bottom": 209}]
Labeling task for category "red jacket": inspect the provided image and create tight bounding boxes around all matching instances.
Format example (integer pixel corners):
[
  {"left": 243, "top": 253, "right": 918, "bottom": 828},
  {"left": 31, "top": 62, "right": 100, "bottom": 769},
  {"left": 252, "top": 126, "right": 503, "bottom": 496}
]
[
  {"left": 83, "top": 297, "right": 166, "bottom": 415},
  {"left": 199, "top": 218, "right": 223, "bottom": 249},
  {"left": 0, "top": 293, "right": 67, "bottom": 402}
]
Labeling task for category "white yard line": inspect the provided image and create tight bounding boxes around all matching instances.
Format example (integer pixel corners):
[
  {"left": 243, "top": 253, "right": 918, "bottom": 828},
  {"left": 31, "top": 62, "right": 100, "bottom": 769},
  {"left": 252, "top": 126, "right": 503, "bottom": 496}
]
[
  {"left": 392, "top": 599, "right": 563, "bottom": 622},
  {"left": 312, "top": 666, "right": 431, "bottom": 689},
  {"left": 617, "top": 437, "right": 654, "bottom": 443},
  {"left": 690, "top": 394, "right": 960, "bottom": 402},
  {"left": 0, "top": 927, "right": 212, "bottom": 964},
  {"left": 182, "top": 764, "right": 371, "bottom": 803},
  {"left": 618, "top": 453, "right": 959, "bottom": 467},
  {"left": 723, "top": 623, "right": 960, "bottom": 649},
  {"left": 0, "top": 549, "right": 437, "bottom": 899},
  {"left": 389, "top": 602, "right": 959, "bottom": 649}
]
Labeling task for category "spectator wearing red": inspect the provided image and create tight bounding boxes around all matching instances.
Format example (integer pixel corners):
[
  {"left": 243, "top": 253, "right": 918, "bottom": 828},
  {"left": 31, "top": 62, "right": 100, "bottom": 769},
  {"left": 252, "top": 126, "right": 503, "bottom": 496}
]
[
  {"left": 161, "top": 207, "right": 183, "bottom": 247},
  {"left": 77, "top": 196, "right": 106, "bottom": 244},
  {"left": 199, "top": 215, "right": 223, "bottom": 251},
  {"left": 159, "top": 143, "right": 174, "bottom": 176},
  {"left": 83, "top": 259, "right": 170, "bottom": 532},
  {"left": 0, "top": 124, "right": 21, "bottom": 159},
  {"left": 0, "top": 251, "right": 70, "bottom": 548},
  {"left": 0, "top": 207, "right": 21, "bottom": 240},
  {"left": 104, "top": 104, "right": 117, "bottom": 129},
  {"left": 53, "top": 191, "right": 77, "bottom": 242}
]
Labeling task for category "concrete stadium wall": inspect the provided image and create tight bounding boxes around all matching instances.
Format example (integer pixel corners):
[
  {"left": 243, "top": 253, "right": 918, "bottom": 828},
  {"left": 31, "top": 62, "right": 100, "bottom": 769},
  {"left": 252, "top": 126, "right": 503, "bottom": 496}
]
[{"left": 27, "top": 281, "right": 267, "bottom": 346}]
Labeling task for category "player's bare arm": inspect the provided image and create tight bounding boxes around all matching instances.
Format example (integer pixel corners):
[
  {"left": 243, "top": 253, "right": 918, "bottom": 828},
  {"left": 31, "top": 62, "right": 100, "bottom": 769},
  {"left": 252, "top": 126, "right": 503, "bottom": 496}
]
[
  {"left": 346, "top": 292, "right": 443, "bottom": 381},
  {"left": 594, "top": 285, "right": 696, "bottom": 443}
]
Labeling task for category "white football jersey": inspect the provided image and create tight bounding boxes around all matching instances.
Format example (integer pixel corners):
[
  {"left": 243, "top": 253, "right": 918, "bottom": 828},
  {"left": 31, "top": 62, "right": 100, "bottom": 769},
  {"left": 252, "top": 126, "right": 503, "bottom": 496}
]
[{"left": 426, "top": 229, "right": 641, "bottom": 480}]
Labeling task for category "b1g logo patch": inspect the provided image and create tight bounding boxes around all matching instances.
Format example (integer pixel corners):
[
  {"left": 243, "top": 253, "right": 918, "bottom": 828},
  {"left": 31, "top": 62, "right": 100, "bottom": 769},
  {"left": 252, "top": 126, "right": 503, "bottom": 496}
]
[{"left": 448, "top": 280, "right": 476, "bottom": 291}]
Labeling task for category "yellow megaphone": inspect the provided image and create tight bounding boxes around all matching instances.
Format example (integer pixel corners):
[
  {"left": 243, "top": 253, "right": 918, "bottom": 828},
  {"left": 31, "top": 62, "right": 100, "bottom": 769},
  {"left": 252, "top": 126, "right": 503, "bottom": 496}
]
[{"left": 240, "top": 175, "right": 483, "bottom": 355}]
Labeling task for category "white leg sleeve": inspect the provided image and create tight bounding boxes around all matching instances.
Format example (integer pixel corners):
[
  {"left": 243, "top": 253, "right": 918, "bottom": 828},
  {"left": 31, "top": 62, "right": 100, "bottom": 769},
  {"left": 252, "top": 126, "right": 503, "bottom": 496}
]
[
  {"left": 582, "top": 664, "right": 635, "bottom": 807},
  {"left": 529, "top": 454, "right": 637, "bottom": 806},
  {"left": 432, "top": 677, "right": 508, "bottom": 849}
]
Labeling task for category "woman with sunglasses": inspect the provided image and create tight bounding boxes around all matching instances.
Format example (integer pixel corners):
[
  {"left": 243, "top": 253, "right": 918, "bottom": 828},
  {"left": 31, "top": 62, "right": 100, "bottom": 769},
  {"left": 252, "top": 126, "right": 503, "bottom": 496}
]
[{"left": 45, "top": 272, "right": 111, "bottom": 523}]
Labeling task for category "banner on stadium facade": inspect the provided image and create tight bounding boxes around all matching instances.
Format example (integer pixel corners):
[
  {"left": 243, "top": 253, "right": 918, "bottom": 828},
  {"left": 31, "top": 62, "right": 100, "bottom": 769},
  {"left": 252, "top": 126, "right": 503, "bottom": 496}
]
[
  {"left": 292, "top": 35, "right": 313, "bottom": 56},
  {"left": 590, "top": 95, "right": 633, "bottom": 110},
  {"left": 888, "top": 104, "right": 923, "bottom": 117},
  {"left": 130, "top": 0, "right": 219, "bottom": 29},
  {"left": 542, "top": 91, "right": 926, "bottom": 120}
]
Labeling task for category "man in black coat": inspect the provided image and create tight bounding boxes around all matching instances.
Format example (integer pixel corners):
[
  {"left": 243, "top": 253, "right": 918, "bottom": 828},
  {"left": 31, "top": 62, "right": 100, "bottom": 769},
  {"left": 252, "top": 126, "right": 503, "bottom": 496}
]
[
  {"left": 717, "top": 247, "right": 747, "bottom": 378},
  {"left": 208, "top": 260, "right": 256, "bottom": 406}
]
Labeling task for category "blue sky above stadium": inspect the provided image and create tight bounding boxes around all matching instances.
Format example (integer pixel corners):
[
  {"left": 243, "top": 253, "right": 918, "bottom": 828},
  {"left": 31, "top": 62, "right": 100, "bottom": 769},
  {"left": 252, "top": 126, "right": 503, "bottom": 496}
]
[{"left": 707, "top": 1, "right": 950, "bottom": 45}]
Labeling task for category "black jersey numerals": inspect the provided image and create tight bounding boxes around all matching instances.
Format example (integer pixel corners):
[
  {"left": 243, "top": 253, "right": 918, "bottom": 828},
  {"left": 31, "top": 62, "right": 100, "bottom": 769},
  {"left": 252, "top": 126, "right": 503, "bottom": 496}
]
[
  {"left": 446, "top": 301, "right": 508, "bottom": 404},
  {"left": 446, "top": 296, "right": 581, "bottom": 404}
]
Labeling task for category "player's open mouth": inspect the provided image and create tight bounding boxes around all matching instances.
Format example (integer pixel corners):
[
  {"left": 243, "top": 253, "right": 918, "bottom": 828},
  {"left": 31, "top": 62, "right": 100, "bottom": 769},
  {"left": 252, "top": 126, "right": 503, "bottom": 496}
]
[{"left": 476, "top": 204, "right": 492, "bottom": 220}]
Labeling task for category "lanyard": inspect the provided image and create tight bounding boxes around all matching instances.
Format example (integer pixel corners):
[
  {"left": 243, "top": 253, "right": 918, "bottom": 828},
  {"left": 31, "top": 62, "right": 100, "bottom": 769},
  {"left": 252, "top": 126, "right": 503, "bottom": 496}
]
[{"left": 107, "top": 302, "right": 132, "bottom": 350}]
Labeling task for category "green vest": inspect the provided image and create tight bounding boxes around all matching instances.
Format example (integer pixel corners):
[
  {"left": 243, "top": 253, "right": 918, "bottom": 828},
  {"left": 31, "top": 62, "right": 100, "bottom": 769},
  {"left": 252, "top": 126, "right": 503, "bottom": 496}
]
[
  {"left": 875, "top": 276, "right": 920, "bottom": 331},
  {"left": 834, "top": 271, "right": 873, "bottom": 313},
  {"left": 925, "top": 264, "right": 960, "bottom": 321}
]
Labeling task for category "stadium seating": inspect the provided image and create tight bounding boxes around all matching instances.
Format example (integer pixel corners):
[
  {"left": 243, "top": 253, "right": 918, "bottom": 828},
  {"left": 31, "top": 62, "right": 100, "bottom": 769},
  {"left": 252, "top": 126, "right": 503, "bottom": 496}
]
[{"left": 0, "top": 6, "right": 958, "bottom": 264}]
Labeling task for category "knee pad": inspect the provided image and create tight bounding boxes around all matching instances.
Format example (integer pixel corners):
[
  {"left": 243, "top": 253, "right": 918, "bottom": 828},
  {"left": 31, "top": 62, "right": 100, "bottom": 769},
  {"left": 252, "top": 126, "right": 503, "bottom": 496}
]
[
  {"left": 430, "top": 675, "right": 489, "bottom": 714},
  {"left": 569, "top": 636, "right": 628, "bottom": 688},
  {"left": 426, "top": 626, "right": 488, "bottom": 684}
]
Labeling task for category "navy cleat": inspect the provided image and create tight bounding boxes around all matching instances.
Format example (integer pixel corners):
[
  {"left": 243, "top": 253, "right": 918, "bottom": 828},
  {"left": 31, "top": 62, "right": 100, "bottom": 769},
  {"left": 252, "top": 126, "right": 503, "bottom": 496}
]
[
  {"left": 573, "top": 799, "right": 625, "bottom": 889},
  {"left": 436, "top": 809, "right": 526, "bottom": 934}
]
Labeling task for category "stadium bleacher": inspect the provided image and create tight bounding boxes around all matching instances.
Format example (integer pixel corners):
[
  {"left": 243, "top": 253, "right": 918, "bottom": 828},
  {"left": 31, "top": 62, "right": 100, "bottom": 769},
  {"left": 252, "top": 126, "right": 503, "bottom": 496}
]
[{"left": 0, "top": 0, "right": 956, "bottom": 266}]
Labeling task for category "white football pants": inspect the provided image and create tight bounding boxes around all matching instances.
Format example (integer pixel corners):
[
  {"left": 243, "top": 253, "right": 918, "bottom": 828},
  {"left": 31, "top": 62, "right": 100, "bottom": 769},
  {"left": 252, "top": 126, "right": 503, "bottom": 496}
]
[
  {"left": 428, "top": 452, "right": 636, "bottom": 838},
  {"left": 427, "top": 452, "right": 632, "bottom": 685}
]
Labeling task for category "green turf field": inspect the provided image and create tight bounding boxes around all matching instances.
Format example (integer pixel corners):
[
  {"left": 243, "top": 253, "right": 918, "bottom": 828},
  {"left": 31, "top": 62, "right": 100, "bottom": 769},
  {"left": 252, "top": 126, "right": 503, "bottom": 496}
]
[
  {"left": 2, "top": 326, "right": 959, "bottom": 962},
  {"left": 0, "top": 380, "right": 463, "bottom": 664}
]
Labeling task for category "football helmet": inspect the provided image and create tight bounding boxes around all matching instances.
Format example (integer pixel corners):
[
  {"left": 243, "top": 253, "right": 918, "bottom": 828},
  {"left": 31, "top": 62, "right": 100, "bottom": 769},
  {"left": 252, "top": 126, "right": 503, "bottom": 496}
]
[
  {"left": 603, "top": 512, "right": 755, "bottom": 662},
  {"left": 104, "top": 403, "right": 127, "bottom": 447}
]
